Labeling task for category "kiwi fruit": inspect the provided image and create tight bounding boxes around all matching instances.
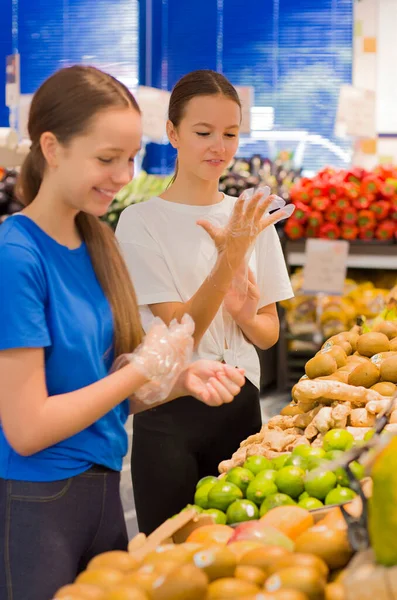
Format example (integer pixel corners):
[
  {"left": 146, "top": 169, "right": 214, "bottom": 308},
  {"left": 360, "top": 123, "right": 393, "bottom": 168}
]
[
  {"left": 266, "top": 553, "right": 329, "bottom": 579},
  {"left": 371, "top": 381, "right": 397, "bottom": 396},
  {"left": 344, "top": 331, "right": 360, "bottom": 352},
  {"left": 348, "top": 362, "right": 380, "bottom": 388},
  {"left": 356, "top": 332, "right": 390, "bottom": 357},
  {"left": 207, "top": 577, "right": 260, "bottom": 598},
  {"left": 373, "top": 320, "right": 397, "bottom": 340},
  {"left": 305, "top": 354, "right": 338, "bottom": 379},
  {"left": 334, "top": 370, "right": 349, "bottom": 384},
  {"left": 265, "top": 566, "right": 326, "bottom": 600},
  {"left": 319, "top": 346, "right": 347, "bottom": 369},
  {"left": 380, "top": 356, "right": 397, "bottom": 383},
  {"left": 346, "top": 355, "right": 370, "bottom": 365},
  {"left": 390, "top": 337, "right": 397, "bottom": 351}
]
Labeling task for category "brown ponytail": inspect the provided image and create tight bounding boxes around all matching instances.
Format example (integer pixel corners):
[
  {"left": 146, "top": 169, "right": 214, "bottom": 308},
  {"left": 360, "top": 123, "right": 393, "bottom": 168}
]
[{"left": 17, "top": 65, "right": 143, "bottom": 356}]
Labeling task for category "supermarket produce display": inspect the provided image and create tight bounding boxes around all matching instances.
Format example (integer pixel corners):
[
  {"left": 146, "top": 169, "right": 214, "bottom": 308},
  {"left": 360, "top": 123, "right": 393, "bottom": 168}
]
[
  {"left": 217, "top": 291, "right": 397, "bottom": 472},
  {"left": 286, "top": 165, "right": 397, "bottom": 241},
  {"left": 218, "top": 152, "right": 302, "bottom": 201},
  {"left": 0, "top": 167, "right": 23, "bottom": 223}
]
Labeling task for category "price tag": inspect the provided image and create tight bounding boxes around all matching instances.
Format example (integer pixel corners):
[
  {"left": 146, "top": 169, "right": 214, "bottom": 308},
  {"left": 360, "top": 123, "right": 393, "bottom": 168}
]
[
  {"left": 302, "top": 239, "right": 349, "bottom": 296},
  {"left": 136, "top": 86, "right": 171, "bottom": 143}
]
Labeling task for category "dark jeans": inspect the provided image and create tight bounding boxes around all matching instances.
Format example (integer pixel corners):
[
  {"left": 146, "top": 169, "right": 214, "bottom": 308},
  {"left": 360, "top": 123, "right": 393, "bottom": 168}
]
[
  {"left": 132, "top": 380, "right": 261, "bottom": 534},
  {"left": 0, "top": 465, "right": 128, "bottom": 600}
]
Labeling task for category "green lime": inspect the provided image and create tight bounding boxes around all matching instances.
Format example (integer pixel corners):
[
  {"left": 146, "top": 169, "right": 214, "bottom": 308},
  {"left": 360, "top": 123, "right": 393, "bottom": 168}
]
[
  {"left": 304, "top": 470, "right": 337, "bottom": 501},
  {"left": 196, "top": 475, "right": 218, "bottom": 490},
  {"left": 275, "top": 466, "right": 306, "bottom": 499},
  {"left": 244, "top": 455, "right": 273, "bottom": 475},
  {"left": 225, "top": 467, "right": 255, "bottom": 494},
  {"left": 181, "top": 504, "right": 203, "bottom": 514},
  {"left": 226, "top": 499, "right": 259, "bottom": 524},
  {"left": 350, "top": 461, "right": 365, "bottom": 481},
  {"left": 323, "top": 429, "right": 354, "bottom": 452},
  {"left": 307, "top": 457, "right": 329, "bottom": 471},
  {"left": 334, "top": 467, "right": 350, "bottom": 487},
  {"left": 259, "top": 493, "right": 296, "bottom": 517},
  {"left": 298, "top": 497, "right": 324, "bottom": 510},
  {"left": 194, "top": 481, "right": 216, "bottom": 509},
  {"left": 201, "top": 508, "right": 227, "bottom": 524},
  {"left": 325, "top": 486, "right": 357, "bottom": 506},
  {"left": 292, "top": 445, "right": 313, "bottom": 458},
  {"left": 364, "top": 430, "right": 375, "bottom": 442},
  {"left": 299, "top": 491, "right": 310, "bottom": 502},
  {"left": 271, "top": 454, "right": 291, "bottom": 471},
  {"left": 285, "top": 455, "right": 310, "bottom": 471},
  {"left": 246, "top": 479, "right": 278, "bottom": 506},
  {"left": 325, "top": 450, "right": 345, "bottom": 461},
  {"left": 207, "top": 481, "right": 243, "bottom": 511},
  {"left": 255, "top": 469, "right": 278, "bottom": 484}
]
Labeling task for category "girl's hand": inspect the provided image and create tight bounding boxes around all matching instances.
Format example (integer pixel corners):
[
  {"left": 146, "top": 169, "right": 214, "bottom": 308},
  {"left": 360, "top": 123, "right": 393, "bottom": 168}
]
[
  {"left": 224, "top": 267, "right": 260, "bottom": 326},
  {"left": 197, "top": 189, "right": 286, "bottom": 272},
  {"left": 178, "top": 360, "right": 245, "bottom": 406}
]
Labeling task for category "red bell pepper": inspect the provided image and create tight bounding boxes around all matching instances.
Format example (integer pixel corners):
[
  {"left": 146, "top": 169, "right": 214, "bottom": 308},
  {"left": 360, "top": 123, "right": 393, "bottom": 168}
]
[
  {"left": 341, "top": 206, "right": 358, "bottom": 225},
  {"left": 335, "top": 197, "right": 350, "bottom": 210},
  {"left": 284, "top": 219, "right": 305, "bottom": 240},
  {"left": 328, "top": 179, "right": 342, "bottom": 200},
  {"left": 380, "top": 182, "right": 396, "bottom": 198},
  {"left": 290, "top": 183, "right": 312, "bottom": 205},
  {"left": 341, "top": 225, "right": 359, "bottom": 240},
  {"left": 375, "top": 220, "right": 396, "bottom": 241},
  {"left": 353, "top": 195, "right": 373, "bottom": 210},
  {"left": 311, "top": 196, "right": 331, "bottom": 212},
  {"left": 325, "top": 206, "right": 342, "bottom": 223},
  {"left": 361, "top": 175, "right": 382, "bottom": 196},
  {"left": 307, "top": 211, "right": 324, "bottom": 228},
  {"left": 374, "top": 165, "right": 397, "bottom": 180},
  {"left": 391, "top": 207, "right": 397, "bottom": 221},
  {"left": 306, "top": 224, "right": 319, "bottom": 238},
  {"left": 370, "top": 200, "right": 390, "bottom": 221},
  {"left": 343, "top": 182, "right": 360, "bottom": 200},
  {"left": 344, "top": 167, "right": 367, "bottom": 185},
  {"left": 293, "top": 202, "right": 310, "bottom": 223},
  {"left": 319, "top": 223, "right": 341, "bottom": 240},
  {"left": 357, "top": 209, "right": 377, "bottom": 228},
  {"left": 359, "top": 227, "right": 375, "bottom": 240}
]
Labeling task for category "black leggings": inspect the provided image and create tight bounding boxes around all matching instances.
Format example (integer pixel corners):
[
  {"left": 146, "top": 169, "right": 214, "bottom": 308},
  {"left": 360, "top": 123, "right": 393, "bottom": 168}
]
[
  {"left": 131, "top": 380, "right": 261, "bottom": 534},
  {"left": 0, "top": 466, "right": 128, "bottom": 600}
]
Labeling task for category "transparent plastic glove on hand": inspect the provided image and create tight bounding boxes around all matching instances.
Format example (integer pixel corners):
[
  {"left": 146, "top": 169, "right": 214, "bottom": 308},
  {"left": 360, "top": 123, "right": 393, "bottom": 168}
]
[
  {"left": 242, "top": 186, "right": 296, "bottom": 225},
  {"left": 112, "top": 314, "right": 195, "bottom": 405}
]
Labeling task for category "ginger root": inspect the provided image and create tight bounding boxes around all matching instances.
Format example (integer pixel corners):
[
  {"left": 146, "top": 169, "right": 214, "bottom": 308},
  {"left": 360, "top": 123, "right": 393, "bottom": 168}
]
[
  {"left": 294, "top": 379, "right": 384, "bottom": 406},
  {"left": 366, "top": 398, "right": 394, "bottom": 415},
  {"left": 349, "top": 408, "right": 376, "bottom": 428},
  {"left": 312, "top": 407, "right": 334, "bottom": 434},
  {"left": 331, "top": 402, "right": 351, "bottom": 428},
  {"left": 346, "top": 426, "right": 372, "bottom": 441}
]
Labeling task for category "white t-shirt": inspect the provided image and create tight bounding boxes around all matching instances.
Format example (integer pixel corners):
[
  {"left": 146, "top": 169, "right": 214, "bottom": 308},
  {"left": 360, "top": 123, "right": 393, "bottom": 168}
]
[{"left": 116, "top": 195, "right": 294, "bottom": 389}]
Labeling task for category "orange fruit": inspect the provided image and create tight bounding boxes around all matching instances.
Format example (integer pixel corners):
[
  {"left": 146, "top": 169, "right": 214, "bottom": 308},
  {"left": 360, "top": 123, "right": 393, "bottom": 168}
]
[
  {"left": 227, "top": 541, "right": 264, "bottom": 560},
  {"left": 54, "top": 583, "right": 105, "bottom": 599},
  {"left": 186, "top": 524, "right": 234, "bottom": 545},
  {"left": 260, "top": 506, "right": 314, "bottom": 540},
  {"left": 76, "top": 569, "right": 123, "bottom": 589}
]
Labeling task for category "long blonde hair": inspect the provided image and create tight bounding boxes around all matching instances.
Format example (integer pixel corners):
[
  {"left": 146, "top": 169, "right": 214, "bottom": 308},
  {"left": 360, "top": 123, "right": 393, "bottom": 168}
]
[{"left": 17, "top": 65, "right": 143, "bottom": 356}]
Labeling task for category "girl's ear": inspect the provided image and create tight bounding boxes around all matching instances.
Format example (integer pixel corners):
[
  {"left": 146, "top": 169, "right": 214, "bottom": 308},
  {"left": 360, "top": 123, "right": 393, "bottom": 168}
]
[
  {"left": 166, "top": 120, "right": 179, "bottom": 149},
  {"left": 40, "top": 132, "right": 61, "bottom": 169}
]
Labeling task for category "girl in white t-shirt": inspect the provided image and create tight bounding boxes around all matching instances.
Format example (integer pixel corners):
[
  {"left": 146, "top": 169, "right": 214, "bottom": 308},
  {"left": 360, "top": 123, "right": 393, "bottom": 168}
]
[{"left": 116, "top": 69, "right": 293, "bottom": 534}]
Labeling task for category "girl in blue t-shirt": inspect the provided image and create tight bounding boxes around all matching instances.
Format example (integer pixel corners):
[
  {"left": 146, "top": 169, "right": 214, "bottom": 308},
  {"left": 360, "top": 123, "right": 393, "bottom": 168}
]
[{"left": 0, "top": 66, "right": 246, "bottom": 600}]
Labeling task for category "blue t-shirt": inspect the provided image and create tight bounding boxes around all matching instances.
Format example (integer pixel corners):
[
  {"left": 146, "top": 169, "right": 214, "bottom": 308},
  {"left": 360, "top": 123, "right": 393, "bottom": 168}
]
[{"left": 0, "top": 215, "right": 130, "bottom": 481}]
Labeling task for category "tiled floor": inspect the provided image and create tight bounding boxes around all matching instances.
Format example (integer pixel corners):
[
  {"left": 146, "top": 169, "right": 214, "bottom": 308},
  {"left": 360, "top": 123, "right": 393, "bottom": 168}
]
[{"left": 121, "top": 390, "right": 290, "bottom": 538}]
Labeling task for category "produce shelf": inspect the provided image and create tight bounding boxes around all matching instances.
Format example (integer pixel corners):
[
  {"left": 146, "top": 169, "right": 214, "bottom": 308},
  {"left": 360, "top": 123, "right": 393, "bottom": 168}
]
[{"left": 284, "top": 240, "right": 397, "bottom": 270}]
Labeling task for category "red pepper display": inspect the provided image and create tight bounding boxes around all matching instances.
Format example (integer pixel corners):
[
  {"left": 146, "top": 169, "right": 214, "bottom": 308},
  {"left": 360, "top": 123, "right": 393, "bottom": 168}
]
[
  {"left": 341, "top": 225, "right": 359, "bottom": 240},
  {"left": 319, "top": 223, "right": 341, "bottom": 240},
  {"left": 284, "top": 219, "right": 304, "bottom": 240},
  {"left": 375, "top": 220, "right": 396, "bottom": 241},
  {"left": 370, "top": 200, "right": 390, "bottom": 221},
  {"left": 286, "top": 165, "right": 397, "bottom": 241}
]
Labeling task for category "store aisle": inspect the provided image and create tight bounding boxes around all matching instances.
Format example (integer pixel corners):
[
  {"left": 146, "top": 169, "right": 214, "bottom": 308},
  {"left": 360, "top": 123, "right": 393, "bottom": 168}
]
[{"left": 121, "top": 391, "right": 290, "bottom": 538}]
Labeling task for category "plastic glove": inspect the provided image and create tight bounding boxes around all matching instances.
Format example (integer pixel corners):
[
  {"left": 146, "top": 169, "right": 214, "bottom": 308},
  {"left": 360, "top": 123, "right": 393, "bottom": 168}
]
[{"left": 112, "top": 314, "right": 194, "bottom": 405}]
